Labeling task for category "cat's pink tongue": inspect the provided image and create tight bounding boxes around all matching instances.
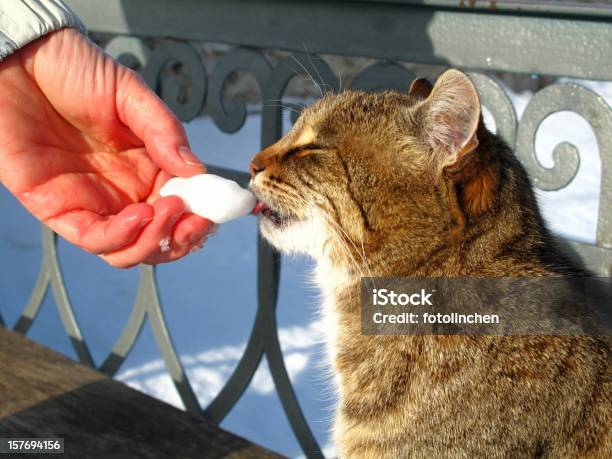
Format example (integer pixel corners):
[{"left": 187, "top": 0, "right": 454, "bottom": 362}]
[{"left": 251, "top": 201, "right": 266, "bottom": 215}]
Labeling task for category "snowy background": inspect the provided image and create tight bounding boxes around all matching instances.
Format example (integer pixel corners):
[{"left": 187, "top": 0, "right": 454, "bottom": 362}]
[{"left": 0, "top": 78, "right": 609, "bottom": 458}]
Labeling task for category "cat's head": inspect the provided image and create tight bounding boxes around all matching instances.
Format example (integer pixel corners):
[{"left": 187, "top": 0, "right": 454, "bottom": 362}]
[{"left": 249, "top": 70, "right": 503, "bottom": 272}]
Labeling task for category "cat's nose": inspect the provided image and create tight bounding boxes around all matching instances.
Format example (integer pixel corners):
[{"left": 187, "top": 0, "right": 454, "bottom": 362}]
[{"left": 250, "top": 159, "right": 265, "bottom": 178}]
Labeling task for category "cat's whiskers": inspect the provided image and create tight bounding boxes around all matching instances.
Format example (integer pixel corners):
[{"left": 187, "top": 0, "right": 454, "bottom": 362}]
[
  {"left": 303, "top": 45, "right": 332, "bottom": 95},
  {"left": 262, "top": 103, "right": 303, "bottom": 116},
  {"left": 290, "top": 193, "right": 374, "bottom": 290},
  {"left": 278, "top": 190, "right": 363, "bottom": 279},
  {"left": 258, "top": 183, "right": 375, "bottom": 290},
  {"left": 315, "top": 205, "right": 377, "bottom": 290},
  {"left": 265, "top": 98, "right": 307, "bottom": 111},
  {"left": 325, "top": 219, "right": 366, "bottom": 281},
  {"left": 288, "top": 53, "right": 324, "bottom": 98},
  {"left": 294, "top": 191, "right": 375, "bottom": 289},
  {"left": 319, "top": 211, "right": 377, "bottom": 291}
]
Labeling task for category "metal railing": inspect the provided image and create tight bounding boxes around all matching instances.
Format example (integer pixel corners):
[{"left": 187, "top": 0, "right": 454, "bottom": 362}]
[{"left": 2, "top": 1, "right": 612, "bottom": 457}]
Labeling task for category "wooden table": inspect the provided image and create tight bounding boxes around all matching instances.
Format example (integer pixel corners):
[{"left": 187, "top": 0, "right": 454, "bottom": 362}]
[{"left": 0, "top": 327, "right": 283, "bottom": 458}]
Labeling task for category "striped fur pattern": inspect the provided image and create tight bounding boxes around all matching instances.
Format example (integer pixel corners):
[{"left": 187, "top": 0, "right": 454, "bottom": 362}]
[{"left": 249, "top": 70, "right": 610, "bottom": 458}]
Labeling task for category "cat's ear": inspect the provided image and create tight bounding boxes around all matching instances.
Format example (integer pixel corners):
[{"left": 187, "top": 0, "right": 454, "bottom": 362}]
[
  {"left": 418, "top": 70, "right": 499, "bottom": 218},
  {"left": 417, "top": 69, "right": 480, "bottom": 170},
  {"left": 408, "top": 78, "right": 433, "bottom": 100}
]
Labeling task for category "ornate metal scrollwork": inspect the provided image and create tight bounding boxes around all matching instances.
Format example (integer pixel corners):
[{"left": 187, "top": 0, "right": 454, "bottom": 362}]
[
  {"left": 208, "top": 48, "right": 272, "bottom": 133},
  {"left": 98, "top": 265, "right": 203, "bottom": 415},
  {"left": 105, "top": 36, "right": 151, "bottom": 71},
  {"left": 12, "top": 229, "right": 203, "bottom": 415},
  {"left": 516, "top": 84, "right": 582, "bottom": 191},
  {"left": 469, "top": 73, "right": 518, "bottom": 149},
  {"left": 515, "top": 83, "right": 612, "bottom": 247},
  {"left": 142, "top": 40, "right": 207, "bottom": 122},
  {"left": 105, "top": 37, "right": 207, "bottom": 122},
  {"left": 14, "top": 228, "right": 95, "bottom": 367}
]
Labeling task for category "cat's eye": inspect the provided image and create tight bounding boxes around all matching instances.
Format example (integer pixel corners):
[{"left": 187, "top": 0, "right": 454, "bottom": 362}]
[{"left": 284, "top": 143, "right": 324, "bottom": 160}]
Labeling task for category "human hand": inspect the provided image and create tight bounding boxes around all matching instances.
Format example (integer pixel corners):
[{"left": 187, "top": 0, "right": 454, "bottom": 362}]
[{"left": 0, "top": 28, "right": 212, "bottom": 268}]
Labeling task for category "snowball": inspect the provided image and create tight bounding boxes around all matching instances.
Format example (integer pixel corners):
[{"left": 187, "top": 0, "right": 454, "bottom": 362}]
[
  {"left": 159, "top": 237, "right": 171, "bottom": 253},
  {"left": 159, "top": 174, "right": 256, "bottom": 224}
]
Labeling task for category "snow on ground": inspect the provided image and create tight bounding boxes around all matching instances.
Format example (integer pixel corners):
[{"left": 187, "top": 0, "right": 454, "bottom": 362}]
[{"left": 0, "top": 78, "right": 609, "bottom": 458}]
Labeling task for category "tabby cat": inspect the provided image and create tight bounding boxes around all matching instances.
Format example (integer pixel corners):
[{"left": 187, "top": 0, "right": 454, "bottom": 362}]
[{"left": 249, "top": 70, "right": 610, "bottom": 458}]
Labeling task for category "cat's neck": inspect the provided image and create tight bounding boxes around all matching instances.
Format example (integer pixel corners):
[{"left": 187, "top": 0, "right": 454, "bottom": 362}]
[
  {"left": 312, "top": 223, "right": 564, "bottom": 385},
  {"left": 313, "top": 256, "right": 360, "bottom": 379}
]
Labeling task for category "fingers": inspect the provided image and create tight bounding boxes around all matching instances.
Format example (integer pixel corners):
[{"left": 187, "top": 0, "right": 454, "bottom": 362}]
[
  {"left": 46, "top": 196, "right": 213, "bottom": 269},
  {"left": 100, "top": 196, "right": 184, "bottom": 268},
  {"left": 171, "top": 213, "right": 214, "bottom": 247},
  {"left": 115, "top": 67, "right": 206, "bottom": 178},
  {"left": 100, "top": 197, "right": 213, "bottom": 268},
  {"left": 45, "top": 203, "right": 155, "bottom": 254},
  {"left": 139, "top": 215, "right": 214, "bottom": 265}
]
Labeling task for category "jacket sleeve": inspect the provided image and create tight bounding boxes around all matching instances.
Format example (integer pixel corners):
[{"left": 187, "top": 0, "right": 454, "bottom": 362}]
[{"left": 0, "top": 0, "right": 86, "bottom": 61}]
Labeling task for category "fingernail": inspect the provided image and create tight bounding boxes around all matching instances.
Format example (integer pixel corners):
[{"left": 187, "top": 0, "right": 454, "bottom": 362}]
[
  {"left": 178, "top": 146, "right": 206, "bottom": 169},
  {"left": 138, "top": 217, "right": 154, "bottom": 228},
  {"left": 120, "top": 215, "right": 152, "bottom": 231},
  {"left": 170, "top": 210, "right": 184, "bottom": 226}
]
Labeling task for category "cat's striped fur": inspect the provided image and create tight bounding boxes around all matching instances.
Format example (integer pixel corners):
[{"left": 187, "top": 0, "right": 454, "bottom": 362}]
[{"left": 249, "top": 70, "right": 610, "bottom": 458}]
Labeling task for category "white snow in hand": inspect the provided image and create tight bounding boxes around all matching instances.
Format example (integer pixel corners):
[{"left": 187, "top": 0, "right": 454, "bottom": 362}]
[
  {"left": 160, "top": 174, "right": 256, "bottom": 224},
  {"left": 159, "top": 237, "right": 171, "bottom": 253}
]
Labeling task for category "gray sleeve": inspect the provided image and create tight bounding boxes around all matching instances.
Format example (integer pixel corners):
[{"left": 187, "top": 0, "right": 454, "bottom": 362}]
[{"left": 0, "top": 0, "right": 87, "bottom": 61}]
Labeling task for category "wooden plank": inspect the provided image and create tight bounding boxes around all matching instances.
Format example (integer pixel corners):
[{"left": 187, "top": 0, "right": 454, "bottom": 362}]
[{"left": 0, "top": 328, "right": 284, "bottom": 459}]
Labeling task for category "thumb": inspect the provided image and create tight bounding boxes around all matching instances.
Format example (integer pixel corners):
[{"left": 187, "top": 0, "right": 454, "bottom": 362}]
[{"left": 115, "top": 67, "right": 205, "bottom": 177}]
